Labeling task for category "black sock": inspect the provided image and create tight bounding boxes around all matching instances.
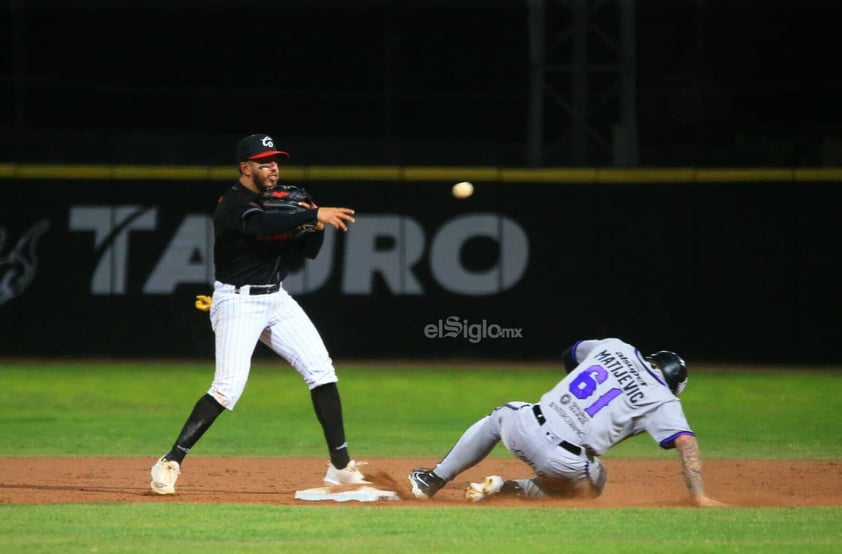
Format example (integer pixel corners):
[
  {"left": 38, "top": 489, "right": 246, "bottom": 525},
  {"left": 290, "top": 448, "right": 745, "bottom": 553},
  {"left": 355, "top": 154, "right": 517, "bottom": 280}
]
[
  {"left": 310, "top": 383, "right": 351, "bottom": 469},
  {"left": 164, "top": 393, "right": 225, "bottom": 464}
]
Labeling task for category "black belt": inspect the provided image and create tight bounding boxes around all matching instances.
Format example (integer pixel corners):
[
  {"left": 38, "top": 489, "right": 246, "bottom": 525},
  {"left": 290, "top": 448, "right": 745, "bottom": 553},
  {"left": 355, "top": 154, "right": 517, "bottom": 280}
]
[
  {"left": 531, "top": 404, "right": 583, "bottom": 456},
  {"left": 234, "top": 283, "right": 280, "bottom": 295}
]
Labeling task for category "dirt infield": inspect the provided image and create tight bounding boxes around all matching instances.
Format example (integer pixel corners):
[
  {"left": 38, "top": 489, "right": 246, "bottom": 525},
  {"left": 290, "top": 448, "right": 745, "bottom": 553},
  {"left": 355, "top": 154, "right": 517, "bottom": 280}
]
[{"left": 2, "top": 457, "right": 840, "bottom": 507}]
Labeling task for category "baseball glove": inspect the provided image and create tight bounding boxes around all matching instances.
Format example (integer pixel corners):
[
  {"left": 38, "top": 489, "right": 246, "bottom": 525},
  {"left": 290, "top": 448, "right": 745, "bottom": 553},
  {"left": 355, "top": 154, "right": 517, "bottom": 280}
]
[
  {"left": 262, "top": 185, "right": 317, "bottom": 211},
  {"left": 261, "top": 185, "right": 319, "bottom": 240}
]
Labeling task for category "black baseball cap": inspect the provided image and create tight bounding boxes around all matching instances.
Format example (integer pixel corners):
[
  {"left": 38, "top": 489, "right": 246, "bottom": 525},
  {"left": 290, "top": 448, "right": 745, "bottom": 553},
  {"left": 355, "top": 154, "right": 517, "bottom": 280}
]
[{"left": 236, "top": 133, "right": 290, "bottom": 162}]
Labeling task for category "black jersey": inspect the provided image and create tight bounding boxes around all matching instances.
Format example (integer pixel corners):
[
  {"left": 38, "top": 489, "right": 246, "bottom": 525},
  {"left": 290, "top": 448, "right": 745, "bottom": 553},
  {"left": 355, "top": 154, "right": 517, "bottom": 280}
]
[{"left": 213, "top": 181, "right": 321, "bottom": 286}]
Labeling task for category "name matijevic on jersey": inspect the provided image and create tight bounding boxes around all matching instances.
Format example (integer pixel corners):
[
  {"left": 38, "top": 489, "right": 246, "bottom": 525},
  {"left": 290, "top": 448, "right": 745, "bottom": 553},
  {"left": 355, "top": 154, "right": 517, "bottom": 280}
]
[{"left": 594, "top": 349, "right": 647, "bottom": 404}]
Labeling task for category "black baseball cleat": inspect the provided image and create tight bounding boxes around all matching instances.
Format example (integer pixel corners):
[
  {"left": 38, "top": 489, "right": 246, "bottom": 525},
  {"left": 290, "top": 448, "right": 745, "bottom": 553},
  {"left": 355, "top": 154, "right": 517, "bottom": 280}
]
[{"left": 408, "top": 467, "right": 446, "bottom": 498}]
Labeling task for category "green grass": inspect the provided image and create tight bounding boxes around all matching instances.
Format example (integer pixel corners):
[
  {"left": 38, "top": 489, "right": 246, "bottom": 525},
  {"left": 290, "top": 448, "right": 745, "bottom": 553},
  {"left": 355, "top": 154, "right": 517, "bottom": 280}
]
[
  {"left": 1, "top": 360, "right": 840, "bottom": 553},
  {"left": 0, "top": 504, "right": 838, "bottom": 554},
  {"left": 0, "top": 361, "right": 839, "bottom": 459}
]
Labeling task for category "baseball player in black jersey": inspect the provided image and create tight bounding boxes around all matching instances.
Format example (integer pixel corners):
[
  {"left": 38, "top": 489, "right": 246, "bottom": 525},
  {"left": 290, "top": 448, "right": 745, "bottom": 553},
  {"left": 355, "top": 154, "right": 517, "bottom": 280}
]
[{"left": 151, "top": 133, "right": 364, "bottom": 495}]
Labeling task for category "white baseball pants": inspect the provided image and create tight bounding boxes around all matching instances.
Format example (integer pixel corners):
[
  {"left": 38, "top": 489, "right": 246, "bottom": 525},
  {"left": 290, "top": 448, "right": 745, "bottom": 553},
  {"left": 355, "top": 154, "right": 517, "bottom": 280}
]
[{"left": 207, "top": 281, "right": 338, "bottom": 409}]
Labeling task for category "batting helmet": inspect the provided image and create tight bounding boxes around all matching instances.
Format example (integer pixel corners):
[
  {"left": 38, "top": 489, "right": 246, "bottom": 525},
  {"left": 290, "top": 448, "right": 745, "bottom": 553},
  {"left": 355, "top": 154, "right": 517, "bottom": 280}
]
[{"left": 645, "top": 351, "right": 688, "bottom": 395}]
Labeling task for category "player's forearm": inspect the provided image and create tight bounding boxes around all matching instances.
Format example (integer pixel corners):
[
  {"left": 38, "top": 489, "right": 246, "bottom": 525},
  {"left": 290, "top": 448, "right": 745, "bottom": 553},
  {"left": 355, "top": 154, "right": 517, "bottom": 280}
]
[{"left": 675, "top": 434, "right": 706, "bottom": 499}]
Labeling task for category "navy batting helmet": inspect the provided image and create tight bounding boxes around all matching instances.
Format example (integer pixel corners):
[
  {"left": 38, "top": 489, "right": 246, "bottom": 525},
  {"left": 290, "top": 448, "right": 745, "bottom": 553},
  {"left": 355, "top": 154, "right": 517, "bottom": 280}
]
[{"left": 645, "top": 351, "right": 688, "bottom": 395}]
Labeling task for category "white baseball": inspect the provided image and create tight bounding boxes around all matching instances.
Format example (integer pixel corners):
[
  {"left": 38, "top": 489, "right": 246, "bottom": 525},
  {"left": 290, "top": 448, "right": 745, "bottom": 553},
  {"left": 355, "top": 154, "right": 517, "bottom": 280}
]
[{"left": 452, "top": 181, "right": 474, "bottom": 199}]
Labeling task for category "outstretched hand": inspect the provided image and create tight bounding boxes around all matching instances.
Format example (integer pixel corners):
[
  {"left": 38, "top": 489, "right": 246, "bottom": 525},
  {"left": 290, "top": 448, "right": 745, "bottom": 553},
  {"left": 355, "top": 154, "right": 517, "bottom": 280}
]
[{"left": 317, "top": 207, "right": 355, "bottom": 231}]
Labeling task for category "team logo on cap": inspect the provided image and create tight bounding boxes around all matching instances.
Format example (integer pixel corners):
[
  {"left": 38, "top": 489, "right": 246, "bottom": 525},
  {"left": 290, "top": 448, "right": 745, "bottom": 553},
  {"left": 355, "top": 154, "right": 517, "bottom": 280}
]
[{"left": 262, "top": 136, "right": 275, "bottom": 147}]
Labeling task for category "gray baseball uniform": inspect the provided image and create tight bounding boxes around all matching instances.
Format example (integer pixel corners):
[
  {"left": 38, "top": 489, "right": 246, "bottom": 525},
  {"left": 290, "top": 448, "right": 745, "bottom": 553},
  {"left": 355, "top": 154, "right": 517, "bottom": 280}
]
[{"left": 430, "top": 337, "right": 694, "bottom": 497}]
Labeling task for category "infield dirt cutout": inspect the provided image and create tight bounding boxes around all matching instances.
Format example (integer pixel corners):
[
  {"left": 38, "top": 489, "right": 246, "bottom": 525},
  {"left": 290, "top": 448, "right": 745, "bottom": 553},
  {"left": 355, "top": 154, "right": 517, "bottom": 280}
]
[{"left": 2, "top": 457, "right": 841, "bottom": 507}]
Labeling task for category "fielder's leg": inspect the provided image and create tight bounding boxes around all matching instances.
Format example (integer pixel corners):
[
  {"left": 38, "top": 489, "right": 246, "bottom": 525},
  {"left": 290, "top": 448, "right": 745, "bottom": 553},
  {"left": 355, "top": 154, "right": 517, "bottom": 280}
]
[
  {"left": 162, "top": 393, "right": 226, "bottom": 465},
  {"left": 151, "top": 285, "right": 266, "bottom": 495},
  {"left": 261, "top": 287, "right": 367, "bottom": 484},
  {"left": 310, "top": 382, "right": 350, "bottom": 470}
]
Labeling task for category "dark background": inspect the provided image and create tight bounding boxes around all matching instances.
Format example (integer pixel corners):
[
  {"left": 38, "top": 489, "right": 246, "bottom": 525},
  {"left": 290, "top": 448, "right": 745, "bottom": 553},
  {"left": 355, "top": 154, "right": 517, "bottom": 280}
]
[
  {"left": 1, "top": 0, "right": 839, "bottom": 167},
  {"left": 2, "top": 177, "right": 840, "bottom": 364},
  {"left": 1, "top": 1, "right": 840, "bottom": 364}
]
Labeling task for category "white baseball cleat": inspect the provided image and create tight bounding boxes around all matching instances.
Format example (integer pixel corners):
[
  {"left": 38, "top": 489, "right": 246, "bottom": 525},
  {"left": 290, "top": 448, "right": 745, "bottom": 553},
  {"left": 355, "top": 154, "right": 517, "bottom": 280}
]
[
  {"left": 465, "top": 475, "right": 505, "bottom": 502},
  {"left": 150, "top": 457, "right": 181, "bottom": 495},
  {"left": 323, "top": 460, "right": 371, "bottom": 485}
]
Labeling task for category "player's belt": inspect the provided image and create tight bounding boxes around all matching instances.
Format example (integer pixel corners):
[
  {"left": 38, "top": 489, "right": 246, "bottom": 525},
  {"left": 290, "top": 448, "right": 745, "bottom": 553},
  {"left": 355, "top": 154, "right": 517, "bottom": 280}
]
[
  {"left": 531, "top": 404, "right": 584, "bottom": 456},
  {"left": 234, "top": 283, "right": 280, "bottom": 295}
]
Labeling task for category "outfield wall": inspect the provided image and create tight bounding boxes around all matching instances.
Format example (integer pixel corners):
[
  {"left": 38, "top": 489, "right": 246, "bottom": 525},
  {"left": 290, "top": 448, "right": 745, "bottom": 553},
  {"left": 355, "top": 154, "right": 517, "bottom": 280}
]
[{"left": 1, "top": 165, "right": 840, "bottom": 364}]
